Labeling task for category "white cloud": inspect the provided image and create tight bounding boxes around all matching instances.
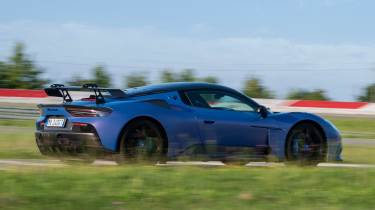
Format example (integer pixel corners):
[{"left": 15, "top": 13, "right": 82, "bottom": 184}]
[{"left": 0, "top": 20, "right": 374, "bottom": 100}]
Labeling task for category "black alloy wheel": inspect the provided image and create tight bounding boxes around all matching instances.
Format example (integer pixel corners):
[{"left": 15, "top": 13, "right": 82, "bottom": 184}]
[
  {"left": 117, "top": 120, "right": 167, "bottom": 164},
  {"left": 286, "top": 123, "right": 327, "bottom": 165}
]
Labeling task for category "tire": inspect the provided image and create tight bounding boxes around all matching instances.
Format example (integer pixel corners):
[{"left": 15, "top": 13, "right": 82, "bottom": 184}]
[
  {"left": 286, "top": 122, "right": 327, "bottom": 166},
  {"left": 116, "top": 119, "right": 167, "bottom": 164}
]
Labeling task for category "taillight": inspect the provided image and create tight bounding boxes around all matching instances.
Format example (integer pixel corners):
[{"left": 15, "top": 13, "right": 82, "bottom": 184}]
[
  {"left": 37, "top": 121, "right": 45, "bottom": 130},
  {"left": 65, "top": 106, "right": 112, "bottom": 117},
  {"left": 72, "top": 122, "right": 89, "bottom": 127},
  {"left": 72, "top": 122, "right": 96, "bottom": 132}
]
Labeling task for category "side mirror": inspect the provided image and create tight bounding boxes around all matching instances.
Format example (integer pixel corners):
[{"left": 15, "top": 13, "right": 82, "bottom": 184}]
[{"left": 257, "top": 105, "right": 269, "bottom": 118}]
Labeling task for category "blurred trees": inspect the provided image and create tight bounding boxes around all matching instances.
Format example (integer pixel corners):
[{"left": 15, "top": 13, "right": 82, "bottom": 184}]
[
  {"left": 160, "top": 70, "right": 175, "bottom": 83},
  {"left": 67, "top": 65, "right": 111, "bottom": 87},
  {"left": 123, "top": 69, "right": 217, "bottom": 88},
  {"left": 242, "top": 77, "right": 274, "bottom": 99},
  {"left": 0, "top": 61, "right": 6, "bottom": 86},
  {"left": 93, "top": 65, "right": 111, "bottom": 87},
  {"left": 125, "top": 72, "right": 149, "bottom": 88},
  {"left": 357, "top": 83, "right": 375, "bottom": 102},
  {"left": 0, "top": 43, "right": 48, "bottom": 89},
  {"left": 161, "top": 69, "right": 194, "bottom": 82},
  {"left": 286, "top": 89, "right": 330, "bottom": 100},
  {"left": 66, "top": 75, "right": 92, "bottom": 87},
  {"left": 66, "top": 68, "right": 218, "bottom": 89},
  {"left": 160, "top": 69, "right": 218, "bottom": 83},
  {"left": 201, "top": 76, "right": 218, "bottom": 84},
  {"left": 0, "top": 42, "right": 370, "bottom": 103},
  {"left": 178, "top": 69, "right": 195, "bottom": 82}
]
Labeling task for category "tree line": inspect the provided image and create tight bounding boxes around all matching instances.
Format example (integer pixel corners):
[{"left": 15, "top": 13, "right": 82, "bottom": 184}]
[{"left": 1, "top": 43, "right": 374, "bottom": 102}]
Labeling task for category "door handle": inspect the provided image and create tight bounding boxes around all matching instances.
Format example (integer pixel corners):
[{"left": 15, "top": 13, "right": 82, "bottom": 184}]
[{"left": 203, "top": 120, "right": 215, "bottom": 124}]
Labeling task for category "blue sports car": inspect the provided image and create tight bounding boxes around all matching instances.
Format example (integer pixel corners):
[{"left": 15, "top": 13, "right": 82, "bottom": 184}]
[{"left": 35, "top": 82, "right": 342, "bottom": 165}]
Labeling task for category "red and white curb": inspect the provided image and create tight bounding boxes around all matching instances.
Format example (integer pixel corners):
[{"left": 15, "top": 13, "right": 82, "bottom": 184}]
[{"left": 256, "top": 98, "right": 375, "bottom": 117}]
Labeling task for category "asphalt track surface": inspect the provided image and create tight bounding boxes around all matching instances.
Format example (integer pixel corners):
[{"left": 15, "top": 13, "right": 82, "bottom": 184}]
[{"left": 1, "top": 159, "right": 375, "bottom": 170}]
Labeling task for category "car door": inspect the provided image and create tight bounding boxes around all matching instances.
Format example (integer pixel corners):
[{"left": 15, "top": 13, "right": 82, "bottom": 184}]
[{"left": 182, "top": 89, "right": 268, "bottom": 155}]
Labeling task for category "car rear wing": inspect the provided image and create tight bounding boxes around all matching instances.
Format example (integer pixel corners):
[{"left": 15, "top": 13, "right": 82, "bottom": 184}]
[{"left": 44, "top": 84, "right": 126, "bottom": 104}]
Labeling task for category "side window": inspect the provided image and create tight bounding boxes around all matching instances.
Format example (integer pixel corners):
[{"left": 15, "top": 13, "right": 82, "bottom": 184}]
[{"left": 184, "top": 90, "right": 255, "bottom": 112}]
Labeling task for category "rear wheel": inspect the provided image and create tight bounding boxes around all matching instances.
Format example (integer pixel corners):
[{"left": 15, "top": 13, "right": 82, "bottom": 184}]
[
  {"left": 286, "top": 123, "right": 327, "bottom": 166},
  {"left": 116, "top": 119, "right": 167, "bottom": 164}
]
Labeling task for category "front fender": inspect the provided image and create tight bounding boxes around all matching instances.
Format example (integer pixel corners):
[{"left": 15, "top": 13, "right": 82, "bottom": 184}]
[{"left": 264, "top": 112, "right": 342, "bottom": 161}]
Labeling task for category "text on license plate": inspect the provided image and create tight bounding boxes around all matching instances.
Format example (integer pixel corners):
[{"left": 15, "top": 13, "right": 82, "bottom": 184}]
[{"left": 46, "top": 118, "right": 66, "bottom": 127}]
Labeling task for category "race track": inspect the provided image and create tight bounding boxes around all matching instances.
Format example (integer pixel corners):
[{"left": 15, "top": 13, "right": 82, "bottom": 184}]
[{"left": 1, "top": 158, "right": 375, "bottom": 170}]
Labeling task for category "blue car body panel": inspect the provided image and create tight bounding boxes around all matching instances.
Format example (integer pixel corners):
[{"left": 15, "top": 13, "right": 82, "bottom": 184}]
[{"left": 36, "top": 83, "right": 342, "bottom": 161}]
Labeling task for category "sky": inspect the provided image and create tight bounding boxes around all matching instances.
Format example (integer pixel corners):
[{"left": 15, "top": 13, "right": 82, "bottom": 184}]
[{"left": 0, "top": 0, "right": 374, "bottom": 100}]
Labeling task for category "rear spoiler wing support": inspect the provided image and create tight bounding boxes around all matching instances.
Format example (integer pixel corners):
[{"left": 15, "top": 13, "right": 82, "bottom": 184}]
[
  {"left": 44, "top": 83, "right": 126, "bottom": 104},
  {"left": 50, "top": 84, "right": 73, "bottom": 102},
  {"left": 93, "top": 89, "right": 104, "bottom": 103}
]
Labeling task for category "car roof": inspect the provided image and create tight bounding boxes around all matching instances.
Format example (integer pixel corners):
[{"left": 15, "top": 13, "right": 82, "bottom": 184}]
[{"left": 125, "top": 82, "right": 236, "bottom": 96}]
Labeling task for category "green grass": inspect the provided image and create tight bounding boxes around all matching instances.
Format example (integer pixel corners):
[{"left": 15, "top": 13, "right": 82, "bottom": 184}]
[
  {"left": 342, "top": 146, "right": 375, "bottom": 164},
  {"left": 0, "top": 119, "right": 35, "bottom": 127},
  {"left": 0, "top": 166, "right": 375, "bottom": 210},
  {"left": 325, "top": 116, "right": 375, "bottom": 139},
  {"left": 0, "top": 127, "right": 43, "bottom": 159}
]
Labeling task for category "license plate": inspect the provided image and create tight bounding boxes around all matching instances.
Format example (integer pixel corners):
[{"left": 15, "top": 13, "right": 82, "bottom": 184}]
[{"left": 46, "top": 118, "right": 66, "bottom": 128}]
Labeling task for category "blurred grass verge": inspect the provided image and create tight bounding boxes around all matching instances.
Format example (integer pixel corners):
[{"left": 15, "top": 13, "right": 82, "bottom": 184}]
[
  {"left": 0, "top": 166, "right": 375, "bottom": 210},
  {"left": 0, "top": 119, "right": 43, "bottom": 159},
  {"left": 325, "top": 116, "right": 375, "bottom": 139},
  {"left": 0, "top": 119, "right": 35, "bottom": 127}
]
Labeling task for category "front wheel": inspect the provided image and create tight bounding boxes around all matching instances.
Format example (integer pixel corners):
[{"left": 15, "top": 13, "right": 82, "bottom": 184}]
[
  {"left": 116, "top": 119, "right": 167, "bottom": 164},
  {"left": 286, "top": 123, "right": 327, "bottom": 166}
]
